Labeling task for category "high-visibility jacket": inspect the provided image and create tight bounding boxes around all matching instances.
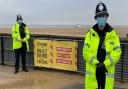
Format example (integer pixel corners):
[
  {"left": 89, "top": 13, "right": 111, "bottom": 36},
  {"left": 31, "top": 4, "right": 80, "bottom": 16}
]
[
  {"left": 12, "top": 22, "right": 30, "bottom": 51},
  {"left": 83, "top": 28, "right": 121, "bottom": 89}
]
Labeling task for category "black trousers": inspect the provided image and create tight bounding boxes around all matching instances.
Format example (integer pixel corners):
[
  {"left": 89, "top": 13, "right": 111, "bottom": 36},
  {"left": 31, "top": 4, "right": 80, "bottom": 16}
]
[
  {"left": 14, "top": 46, "right": 27, "bottom": 70},
  {"left": 96, "top": 68, "right": 106, "bottom": 89}
]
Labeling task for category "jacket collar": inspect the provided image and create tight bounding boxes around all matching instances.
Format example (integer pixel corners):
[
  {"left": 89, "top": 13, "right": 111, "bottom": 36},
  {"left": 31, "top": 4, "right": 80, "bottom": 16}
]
[
  {"left": 93, "top": 23, "right": 113, "bottom": 33},
  {"left": 91, "top": 23, "right": 115, "bottom": 38},
  {"left": 16, "top": 22, "right": 20, "bottom": 26}
]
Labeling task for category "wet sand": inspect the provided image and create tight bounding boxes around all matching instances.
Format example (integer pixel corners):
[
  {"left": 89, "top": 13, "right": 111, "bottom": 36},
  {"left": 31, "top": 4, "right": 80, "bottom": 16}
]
[
  {"left": 0, "top": 66, "right": 127, "bottom": 89},
  {"left": 0, "top": 27, "right": 128, "bottom": 38},
  {"left": 0, "top": 66, "right": 84, "bottom": 89}
]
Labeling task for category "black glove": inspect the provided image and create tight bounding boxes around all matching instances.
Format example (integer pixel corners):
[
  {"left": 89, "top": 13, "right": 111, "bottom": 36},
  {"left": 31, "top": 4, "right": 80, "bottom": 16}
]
[
  {"left": 96, "top": 63, "right": 105, "bottom": 68},
  {"left": 96, "top": 63, "right": 108, "bottom": 73}
]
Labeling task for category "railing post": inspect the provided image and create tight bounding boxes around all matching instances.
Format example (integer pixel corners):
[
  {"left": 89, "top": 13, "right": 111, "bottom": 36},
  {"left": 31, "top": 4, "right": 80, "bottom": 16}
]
[
  {"left": 121, "top": 43, "right": 124, "bottom": 83},
  {"left": 1, "top": 36, "right": 4, "bottom": 65}
]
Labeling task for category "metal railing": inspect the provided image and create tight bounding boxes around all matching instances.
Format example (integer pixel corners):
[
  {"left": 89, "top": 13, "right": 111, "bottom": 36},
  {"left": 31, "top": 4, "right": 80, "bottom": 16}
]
[{"left": 0, "top": 34, "right": 127, "bottom": 83}]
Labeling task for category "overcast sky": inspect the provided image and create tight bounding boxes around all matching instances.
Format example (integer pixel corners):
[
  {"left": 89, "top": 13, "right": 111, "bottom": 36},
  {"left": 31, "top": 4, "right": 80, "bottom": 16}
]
[{"left": 0, "top": 0, "right": 127, "bottom": 25}]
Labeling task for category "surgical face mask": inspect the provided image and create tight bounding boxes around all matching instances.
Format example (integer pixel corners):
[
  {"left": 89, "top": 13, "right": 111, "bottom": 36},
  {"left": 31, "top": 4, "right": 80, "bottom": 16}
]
[
  {"left": 97, "top": 17, "right": 106, "bottom": 27},
  {"left": 17, "top": 19, "right": 23, "bottom": 24}
]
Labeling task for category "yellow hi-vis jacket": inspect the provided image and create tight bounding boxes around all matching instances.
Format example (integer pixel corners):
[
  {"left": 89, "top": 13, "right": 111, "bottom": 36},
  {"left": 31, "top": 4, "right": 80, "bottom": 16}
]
[
  {"left": 12, "top": 23, "right": 30, "bottom": 51},
  {"left": 83, "top": 28, "right": 121, "bottom": 89}
]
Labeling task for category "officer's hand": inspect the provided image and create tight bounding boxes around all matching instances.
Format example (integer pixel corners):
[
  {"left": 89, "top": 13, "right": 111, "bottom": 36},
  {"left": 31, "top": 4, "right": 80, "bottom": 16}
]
[
  {"left": 20, "top": 39, "right": 23, "bottom": 42},
  {"left": 20, "top": 39, "right": 25, "bottom": 42},
  {"left": 96, "top": 63, "right": 108, "bottom": 72},
  {"left": 96, "top": 63, "right": 105, "bottom": 68}
]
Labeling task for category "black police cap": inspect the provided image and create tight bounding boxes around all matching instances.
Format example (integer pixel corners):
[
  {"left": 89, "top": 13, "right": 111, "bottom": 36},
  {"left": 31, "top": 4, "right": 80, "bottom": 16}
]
[{"left": 95, "top": 3, "right": 109, "bottom": 19}]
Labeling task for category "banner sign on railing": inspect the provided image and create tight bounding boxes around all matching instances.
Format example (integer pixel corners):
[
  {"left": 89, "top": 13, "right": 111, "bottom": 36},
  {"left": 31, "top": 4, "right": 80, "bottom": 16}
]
[{"left": 34, "top": 39, "right": 78, "bottom": 71}]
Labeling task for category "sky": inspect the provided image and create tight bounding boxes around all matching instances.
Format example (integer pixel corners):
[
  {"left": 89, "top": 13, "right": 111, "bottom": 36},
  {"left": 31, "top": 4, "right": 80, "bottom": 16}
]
[{"left": 0, "top": 0, "right": 127, "bottom": 26}]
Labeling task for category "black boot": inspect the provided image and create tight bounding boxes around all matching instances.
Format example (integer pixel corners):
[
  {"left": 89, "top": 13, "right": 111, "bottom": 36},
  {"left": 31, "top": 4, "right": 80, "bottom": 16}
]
[
  {"left": 14, "top": 69, "right": 19, "bottom": 74},
  {"left": 23, "top": 68, "right": 29, "bottom": 72}
]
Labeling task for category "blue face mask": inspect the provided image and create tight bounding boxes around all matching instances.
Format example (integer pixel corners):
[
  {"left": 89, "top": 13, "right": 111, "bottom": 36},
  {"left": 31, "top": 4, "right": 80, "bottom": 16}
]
[
  {"left": 17, "top": 19, "right": 23, "bottom": 24},
  {"left": 97, "top": 17, "right": 106, "bottom": 27}
]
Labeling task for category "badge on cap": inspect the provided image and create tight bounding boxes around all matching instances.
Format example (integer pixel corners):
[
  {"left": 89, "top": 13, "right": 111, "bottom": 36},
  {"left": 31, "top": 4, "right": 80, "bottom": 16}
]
[{"left": 99, "top": 4, "right": 104, "bottom": 11}]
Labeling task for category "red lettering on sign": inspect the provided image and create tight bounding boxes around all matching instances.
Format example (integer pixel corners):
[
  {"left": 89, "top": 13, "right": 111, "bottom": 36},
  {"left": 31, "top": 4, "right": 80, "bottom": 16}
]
[
  {"left": 56, "top": 59, "right": 72, "bottom": 65},
  {"left": 56, "top": 47, "right": 72, "bottom": 52},
  {"left": 57, "top": 53, "right": 71, "bottom": 58}
]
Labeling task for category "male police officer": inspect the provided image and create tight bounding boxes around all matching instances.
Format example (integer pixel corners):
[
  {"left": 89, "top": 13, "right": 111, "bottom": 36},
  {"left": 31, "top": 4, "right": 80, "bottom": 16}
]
[
  {"left": 12, "top": 14, "right": 30, "bottom": 74},
  {"left": 83, "top": 2, "right": 121, "bottom": 89}
]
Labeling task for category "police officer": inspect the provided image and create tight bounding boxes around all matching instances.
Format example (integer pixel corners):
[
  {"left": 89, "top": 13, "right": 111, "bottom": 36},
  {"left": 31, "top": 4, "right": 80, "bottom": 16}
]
[
  {"left": 12, "top": 14, "right": 30, "bottom": 74},
  {"left": 83, "top": 2, "right": 121, "bottom": 89}
]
